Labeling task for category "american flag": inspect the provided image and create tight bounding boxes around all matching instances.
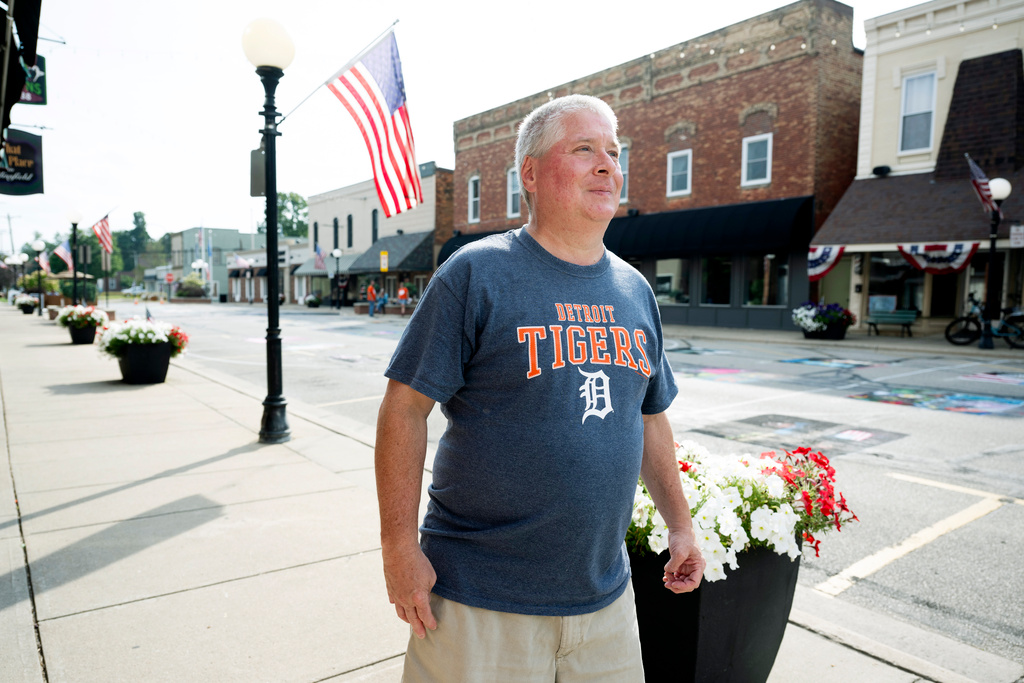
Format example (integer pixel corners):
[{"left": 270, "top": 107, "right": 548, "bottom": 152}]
[
  {"left": 36, "top": 251, "right": 51, "bottom": 274},
  {"left": 234, "top": 253, "right": 252, "bottom": 269},
  {"left": 55, "top": 240, "right": 74, "bottom": 270},
  {"left": 314, "top": 243, "right": 326, "bottom": 270},
  {"left": 327, "top": 30, "right": 422, "bottom": 218},
  {"left": 92, "top": 215, "right": 113, "bottom": 254},
  {"left": 966, "top": 154, "right": 1002, "bottom": 217}
]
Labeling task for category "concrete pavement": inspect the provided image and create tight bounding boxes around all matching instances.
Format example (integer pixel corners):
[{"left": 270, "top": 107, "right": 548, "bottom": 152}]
[{"left": 1, "top": 305, "right": 1022, "bottom": 682}]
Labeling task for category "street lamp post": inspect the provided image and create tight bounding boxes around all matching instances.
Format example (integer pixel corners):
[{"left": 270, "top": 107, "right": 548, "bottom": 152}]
[
  {"left": 979, "top": 178, "right": 1012, "bottom": 350},
  {"left": 67, "top": 210, "right": 82, "bottom": 305},
  {"left": 31, "top": 239, "right": 45, "bottom": 316},
  {"left": 331, "top": 248, "right": 342, "bottom": 309},
  {"left": 243, "top": 18, "right": 294, "bottom": 444},
  {"left": 18, "top": 253, "right": 29, "bottom": 293}
]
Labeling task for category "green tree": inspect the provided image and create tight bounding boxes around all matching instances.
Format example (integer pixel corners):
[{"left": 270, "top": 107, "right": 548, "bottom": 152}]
[
  {"left": 257, "top": 192, "right": 308, "bottom": 237},
  {"left": 115, "top": 212, "right": 151, "bottom": 273}
]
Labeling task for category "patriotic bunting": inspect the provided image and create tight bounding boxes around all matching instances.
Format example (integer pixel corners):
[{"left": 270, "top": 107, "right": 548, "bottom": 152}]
[
  {"left": 897, "top": 242, "right": 979, "bottom": 274},
  {"left": 807, "top": 246, "right": 845, "bottom": 281}
]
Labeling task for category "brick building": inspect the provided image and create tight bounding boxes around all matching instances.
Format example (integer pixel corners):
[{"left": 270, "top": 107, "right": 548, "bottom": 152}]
[{"left": 446, "top": 0, "right": 862, "bottom": 329}]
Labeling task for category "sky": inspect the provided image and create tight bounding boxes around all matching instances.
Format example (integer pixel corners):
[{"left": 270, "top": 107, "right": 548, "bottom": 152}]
[{"left": 2, "top": 0, "right": 921, "bottom": 254}]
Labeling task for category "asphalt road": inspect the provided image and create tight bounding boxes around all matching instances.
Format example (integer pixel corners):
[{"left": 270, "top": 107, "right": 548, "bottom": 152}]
[{"left": 135, "top": 302, "right": 1024, "bottom": 665}]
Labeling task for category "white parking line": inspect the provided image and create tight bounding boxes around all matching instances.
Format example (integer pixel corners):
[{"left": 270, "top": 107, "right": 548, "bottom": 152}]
[{"left": 815, "top": 471, "right": 1014, "bottom": 596}]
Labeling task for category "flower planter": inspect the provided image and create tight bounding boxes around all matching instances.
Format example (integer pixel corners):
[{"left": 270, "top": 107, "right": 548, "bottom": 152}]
[
  {"left": 68, "top": 325, "right": 98, "bottom": 345},
  {"left": 802, "top": 324, "right": 848, "bottom": 340},
  {"left": 117, "top": 342, "right": 173, "bottom": 384},
  {"left": 19, "top": 304, "right": 35, "bottom": 314},
  {"left": 630, "top": 544, "right": 801, "bottom": 683}
]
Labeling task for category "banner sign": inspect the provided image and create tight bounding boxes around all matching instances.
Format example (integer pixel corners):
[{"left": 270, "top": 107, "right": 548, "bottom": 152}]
[
  {"left": 380, "top": 250, "right": 389, "bottom": 272},
  {"left": 0, "top": 129, "right": 43, "bottom": 195},
  {"left": 807, "top": 245, "right": 844, "bottom": 281},
  {"left": 19, "top": 55, "right": 46, "bottom": 105},
  {"left": 897, "top": 242, "right": 979, "bottom": 274}
]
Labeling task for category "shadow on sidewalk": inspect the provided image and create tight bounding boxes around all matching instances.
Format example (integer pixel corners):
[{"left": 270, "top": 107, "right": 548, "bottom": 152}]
[
  {"left": 46, "top": 380, "right": 142, "bottom": 395},
  {"left": 0, "top": 495, "right": 223, "bottom": 615}
]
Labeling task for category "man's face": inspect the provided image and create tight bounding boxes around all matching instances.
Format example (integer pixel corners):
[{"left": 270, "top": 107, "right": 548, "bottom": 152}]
[{"left": 524, "top": 110, "right": 623, "bottom": 226}]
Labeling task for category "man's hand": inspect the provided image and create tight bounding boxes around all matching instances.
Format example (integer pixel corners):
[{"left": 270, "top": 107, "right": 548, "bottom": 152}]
[
  {"left": 662, "top": 527, "right": 705, "bottom": 594},
  {"left": 382, "top": 543, "right": 438, "bottom": 638}
]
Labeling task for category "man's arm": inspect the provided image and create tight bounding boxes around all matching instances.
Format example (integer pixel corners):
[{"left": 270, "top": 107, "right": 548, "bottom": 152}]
[
  {"left": 640, "top": 411, "right": 705, "bottom": 593},
  {"left": 375, "top": 378, "right": 438, "bottom": 638}
]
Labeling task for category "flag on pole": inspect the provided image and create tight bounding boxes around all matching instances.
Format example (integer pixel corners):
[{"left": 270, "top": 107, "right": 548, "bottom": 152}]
[
  {"left": 145, "top": 306, "right": 154, "bottom": 321},
  {"left": 327, "top": 30, "right": 423, "bottom": 218},
  {"left": 234, "top": 253, "right": 252, "bottom": 269},
  {"left": 314, "top": 243, "right": 326, "bottom": 270},
  {"left": 0, "top": 260, "right": 6, "bottom": 269},
  {"left": 36, "top": 251, "right": 51, "bottom": 274},
  {"left": 92, "top": 215, "right": 113, "bottom": 254},
  {"left": 965, "top": 153, "right": 1002, "bottom": 217},
  {"left": 55, "top": 240, "right": 73, "bottom": 270}
]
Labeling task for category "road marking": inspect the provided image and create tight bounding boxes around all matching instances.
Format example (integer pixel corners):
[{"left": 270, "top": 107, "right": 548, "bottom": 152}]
[
  {"left": 887, "top": 472, "right": 1024, "bottom": 505},
  {"left": 815, "top": 497, "right": 1003, "bottom": 596},
  {"left": 871, "top": 361, "right": 982, "bottom": 382},
  {"left": 315, "top": 395, "right": 385, "bottom": 408}
]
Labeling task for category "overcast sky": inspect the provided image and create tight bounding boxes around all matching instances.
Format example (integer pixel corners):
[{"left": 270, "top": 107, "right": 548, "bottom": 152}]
[{"left": 2, "top": 0, "right": 917, "bottom": 253}]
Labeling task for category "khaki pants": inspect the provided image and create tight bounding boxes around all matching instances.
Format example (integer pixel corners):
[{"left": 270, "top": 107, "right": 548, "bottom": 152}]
[{"left": 403, "top": 583, "right": 644, "bottom": 682}]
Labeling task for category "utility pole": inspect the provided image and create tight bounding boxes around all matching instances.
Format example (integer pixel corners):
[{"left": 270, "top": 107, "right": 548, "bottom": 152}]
[{"left": 7, "top": 213, "right": 16, "bottom": 253}]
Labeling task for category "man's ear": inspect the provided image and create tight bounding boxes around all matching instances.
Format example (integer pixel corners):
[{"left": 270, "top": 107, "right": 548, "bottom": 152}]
[{"left": 520, "top": 158, "right": 537, "bottom": 195}]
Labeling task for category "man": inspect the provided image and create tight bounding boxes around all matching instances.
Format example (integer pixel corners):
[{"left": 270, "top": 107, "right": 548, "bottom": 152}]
[
  {"left": 375, "top": 94, "right": 704, "bottom": 681},
  {"left": 397, "top": 281, "right": 410, "bottom": 316},
  {"left": 366, "top": 279, "right": 378, "bottom": 317}
]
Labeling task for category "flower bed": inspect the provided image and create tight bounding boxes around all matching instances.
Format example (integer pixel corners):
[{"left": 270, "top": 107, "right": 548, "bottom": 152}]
[
  {"left": 56, "top": 305, "right": 109, "bottom": 330},
  {"left": 14, "top": 294, "right": 38, "bottom": 308},
  {"left": 98, "top": 318, "right": 190, "bottom": 359},
  {"left": 792, "top": 302, "right": 856, "bottom": 332},
  {"left": 628, "top": 441, "right": 856, "bottom": 581}
]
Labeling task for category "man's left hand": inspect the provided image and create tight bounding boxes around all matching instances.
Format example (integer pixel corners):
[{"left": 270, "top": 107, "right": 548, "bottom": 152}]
[{"left": 662, "top": 528, "right": 705, "bottom": 594}]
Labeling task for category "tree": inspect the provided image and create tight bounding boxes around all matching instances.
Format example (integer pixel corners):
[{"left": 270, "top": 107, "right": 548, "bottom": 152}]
[
  {"left": 116, "top": 212, "right": 151, "bottom": 273},
  {"left": 257, "top": 192, "right": 308, "bottom": 238}
]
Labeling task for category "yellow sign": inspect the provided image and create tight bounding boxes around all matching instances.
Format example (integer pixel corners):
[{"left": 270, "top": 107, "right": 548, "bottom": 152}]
[{"left": 380, "top": 250, "right": 389, "bottom": 272}]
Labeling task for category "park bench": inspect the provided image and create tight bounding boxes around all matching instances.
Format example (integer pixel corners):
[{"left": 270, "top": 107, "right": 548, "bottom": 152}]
[{"left": 866, "top": 310, "right": 918, "bottom": 337}]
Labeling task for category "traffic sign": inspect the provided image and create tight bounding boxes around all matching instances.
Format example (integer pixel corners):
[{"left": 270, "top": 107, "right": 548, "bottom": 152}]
[{"left": 165, "top": 273, "right": 174, "bottom": 283}]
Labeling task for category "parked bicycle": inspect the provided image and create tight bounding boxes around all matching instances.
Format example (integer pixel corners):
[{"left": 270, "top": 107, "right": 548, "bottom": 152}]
[{"left": 945, "top": 292, "right": 1024, "bottom": 348}]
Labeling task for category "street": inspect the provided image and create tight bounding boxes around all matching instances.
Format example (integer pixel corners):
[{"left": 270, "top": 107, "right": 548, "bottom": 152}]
[{"left": 145, "top": 302, "right": 1024, "bottom": 665}]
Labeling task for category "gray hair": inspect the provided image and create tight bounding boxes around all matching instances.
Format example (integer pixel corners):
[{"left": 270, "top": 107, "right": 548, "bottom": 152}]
[{"left": 514, "top": 94, "right": 619, "bottom": 217}]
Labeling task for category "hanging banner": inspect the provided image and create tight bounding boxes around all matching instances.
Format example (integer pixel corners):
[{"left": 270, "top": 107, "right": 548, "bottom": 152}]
[
  {"left": 0, "top": 128, "right": 43, "bottom": 195},
  {"left": 807, "top": 245, "right": 844, "bottom": 281},
  {"left": 897, "top": 242, "right": 979, "bottom": 274},
  {"left": 19, "top": 55, "right": 46, "bottom": 105}
]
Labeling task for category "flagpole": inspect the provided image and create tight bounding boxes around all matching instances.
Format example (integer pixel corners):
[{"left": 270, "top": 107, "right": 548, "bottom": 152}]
[{"left": 278, "top": 20, "right": 399, "bottom": 126}]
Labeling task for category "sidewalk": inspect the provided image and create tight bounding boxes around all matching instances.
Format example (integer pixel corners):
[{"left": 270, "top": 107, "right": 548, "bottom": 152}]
[{"left": 1, "top": 307, "right": 1021, "bottom": 682}]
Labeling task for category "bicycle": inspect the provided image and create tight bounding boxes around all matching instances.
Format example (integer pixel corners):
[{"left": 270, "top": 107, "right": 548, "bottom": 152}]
[{"left": 945, "top": 292, "right": 1024, "bottom": 348}]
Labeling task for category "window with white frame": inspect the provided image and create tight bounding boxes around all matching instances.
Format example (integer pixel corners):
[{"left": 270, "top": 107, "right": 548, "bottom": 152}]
[
  {"left": 741, "top": 133, "right": 772, "bottom": 186},
  {"left": 468, "top": 175, "right": 480, "bottom": 223},
  {"left": 666, "top": 150, "right": 691, "bottom": 197},
  {"left": 507, "top": 169, "right": 520, "bottom": 218},
  {"left": 619, "top": 145, "right": 630, "bottom": 202},
  {"left": 899, "top": 72, "right": 935, "bottom": 153}
]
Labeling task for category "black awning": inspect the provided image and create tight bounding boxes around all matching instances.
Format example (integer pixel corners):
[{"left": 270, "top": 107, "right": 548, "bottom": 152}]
[
  {"left": 437, "top": 230, "right": 506, "bottom": 267},
  {"left": 603, "top": 196, "right": 814, "bottom": 258},
  {"left": 255, "top": 267, "right": 268, "bottom": 277},
  {"left": 228, "top": 270, "right": 242, "bottom": 278}
]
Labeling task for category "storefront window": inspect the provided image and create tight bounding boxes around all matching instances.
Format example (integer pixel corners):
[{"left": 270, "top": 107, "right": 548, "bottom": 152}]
[
  {"left": 656, "top": 258, "right": 690, "bottom": 304},
  {"left": 744, "top": 253, "right": 788, "bottom": 306},
  {"left": 701, "top": 256, "right": 732, "bottom": 305},
  {"left": 869, "top": 252, "right": 923, "bottom": 312}
]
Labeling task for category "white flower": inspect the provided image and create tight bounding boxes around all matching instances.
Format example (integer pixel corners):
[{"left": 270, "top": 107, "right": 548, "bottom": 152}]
[
  {"left": 764, "top": 474, "right": 785, "bottom": 498},
  {"left": 750, "top": 506, "right": 772, "bottom": 542},
  {"left": 704, "top": 561, "right": 726, "bottom": 582}
]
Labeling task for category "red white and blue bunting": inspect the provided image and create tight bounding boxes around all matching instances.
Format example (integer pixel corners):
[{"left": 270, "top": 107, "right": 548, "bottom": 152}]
[
  {"left": 897, "top": 242, "right": 979, "bottom": 274},
  {"left": 807, "top": 245, "right": 845, "bottom": 281}
]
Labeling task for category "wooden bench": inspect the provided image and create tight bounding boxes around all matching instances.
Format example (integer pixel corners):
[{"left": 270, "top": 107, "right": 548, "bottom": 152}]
[{"left": 866, "top": 310, "right": 918, "bottom": 337}]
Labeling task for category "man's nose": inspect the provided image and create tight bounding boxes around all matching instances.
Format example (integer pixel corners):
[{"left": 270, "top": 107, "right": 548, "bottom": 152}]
[{"left": 595, "top": 151, "right": 614, "bottom": 174}]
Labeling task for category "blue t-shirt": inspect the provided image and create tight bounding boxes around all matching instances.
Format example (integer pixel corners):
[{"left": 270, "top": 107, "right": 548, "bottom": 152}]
[{"left": 384, "top": 228, "right": 678, "bottom": 616}]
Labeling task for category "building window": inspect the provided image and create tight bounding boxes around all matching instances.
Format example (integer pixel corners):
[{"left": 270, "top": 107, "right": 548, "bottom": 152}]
[
  {"left": 656, "top": 258, "right": 690, "bottom": 304},
  {"left": 701, "top": 256, "right": 732, "bottom": 305},
  {"left": 507, "top": 169, "right": 521, "bottom": 218},
  {"left": 333, "top": 217, "right": 339, "bottom": 249},
  {"left": 741, "top": 133, "right": 772, "bottom": 186},
  {"left": 347, "top": 215, "right": 353, "bottom": 248},
  {"left": 619, "top": 146, "right": 629, "bottom": 203},
  {"left": 666, "top": 150, "right": 691, "bottom": 197},
  {"left": 744, "top": 253, "right": 788, "bottom": 306},
  {"left": 468, "top": 175, "right": 480, "bottom": 223},
  {"left": 372, "top": 209, "right": 378, "bottom": 243},
  {"left": 900, "top": 72, "right": 935, "bottom": 153}
]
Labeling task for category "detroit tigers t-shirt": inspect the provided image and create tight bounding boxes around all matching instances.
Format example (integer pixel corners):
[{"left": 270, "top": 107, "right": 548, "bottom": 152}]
[{"left": 384, "top": 227, "right": 678, "bottom": 616}]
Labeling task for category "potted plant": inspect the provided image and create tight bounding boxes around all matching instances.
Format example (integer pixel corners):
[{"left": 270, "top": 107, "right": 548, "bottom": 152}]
[
  {"left": 15, "top": 294, "right": 38, "bottom": 314},
  {"left": 304, "top": 294, "right": 321, "bottom": 308},
  {"left": 56, "top": 305, "right": 109, "bottom": 344},
  {"left": 629, "top": 440, "right": 856, "bottom": 683},
  {"left": 98, "top": 318, "right": 190, "bottom": 384},
  {"left": 792, "top": 302, "right": 857, "bottom": 340}
]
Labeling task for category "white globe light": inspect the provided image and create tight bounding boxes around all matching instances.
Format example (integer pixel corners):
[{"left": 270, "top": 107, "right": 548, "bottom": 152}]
[
  {"left": 242, "top": 19, "right": 295, "bottom": 69},
  {"left": 31, "top": 239, "right": 45, "bottom": 251},
  {"left": 331, "top": 248, "right": 342, "bottom": 258},
  {"left": 989, "top": 177, "right": 1012, "bottom": 201},
  {"left": 19, "top": 253, "right": 30, "bottom": 263},
  {"left": 66, "top": 209, "right": 82, "bottom": 224}
]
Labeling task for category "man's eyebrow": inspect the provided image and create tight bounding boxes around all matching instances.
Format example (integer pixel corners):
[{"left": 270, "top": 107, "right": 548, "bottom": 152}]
[{"left": 571, "top": 136, "right": 622, "bottom": 152}]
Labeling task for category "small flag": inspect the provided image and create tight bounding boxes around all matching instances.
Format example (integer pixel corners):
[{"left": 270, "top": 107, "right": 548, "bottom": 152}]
[
  {"left": 965, "top": 154, "right": 1002, "bottom": 217},
  {"left": 314, "top": 243, "right": 326, "bottom": 270},
  {"left": 234, "top": 253, "right": 252, "bottom": 269},
  {"left": 327, "top": 30, "right": 423, "bottom": 218},
  {"left": 55, "top": 240, "right": 73, "bottom": 270},
  {"left": 0, "top": 260, "right": 6, "bottom": 269},
  {"left": 36, "top": 250, "right": 52, "bottom": 274},
  {"left": 145, "top": 306, "right": 153, "bottom": 321},
  {"left": 92, "top": 215, "right": 113, "bottom": 254}
]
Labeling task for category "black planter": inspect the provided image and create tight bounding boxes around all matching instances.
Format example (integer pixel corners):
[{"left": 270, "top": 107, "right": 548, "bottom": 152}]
[
  {"left": 19, "top": 304, "right": 34, "bottom": 314},
  {"left": 630, "top": 544, "right": 800, "bottom": 683},
  {"left": 117, "top": 342, "right": 173, "bottom": 384},
  {"left": 68, "top": 325, "right": 97, "bottom": 345},
  {"left": 802, "top": 324, "right": 847, "bottom": 340}
]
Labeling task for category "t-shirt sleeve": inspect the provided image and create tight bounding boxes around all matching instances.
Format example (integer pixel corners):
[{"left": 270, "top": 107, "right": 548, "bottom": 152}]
[
  {"left": 641, "top": 348, "right": 678, "bottom": 415},
  {"left": 384, "top": 273, "right": 471, "bottom": 404}
]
